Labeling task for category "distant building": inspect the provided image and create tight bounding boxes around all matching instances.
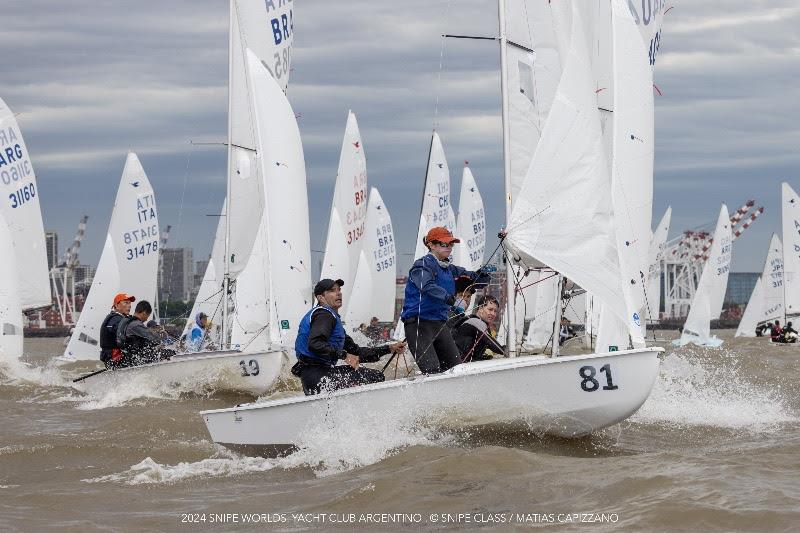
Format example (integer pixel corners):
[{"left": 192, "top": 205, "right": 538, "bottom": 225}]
[
  {"left": 45, "top": 231, "right": 58, "bottom": 270},
  {"left": 160, "top": 247, "right": 194, "bottom": 302},
  {"left": 724, "top": 272, "right": 760, "bottom": 307},
  {"left": 191, "top": 259, "right": 209, "bottom": 300},
  {"left": 73, "top": 264, "right": 96, "bottom": 294}
]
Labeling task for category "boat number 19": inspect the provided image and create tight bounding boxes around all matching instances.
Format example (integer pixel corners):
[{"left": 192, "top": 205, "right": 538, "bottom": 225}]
[
  {"left": 239, "top": 359, "right": 260, "bottom": 377},
  {"left": 579, "top": 364, "right": 618, "bottom": 392}
]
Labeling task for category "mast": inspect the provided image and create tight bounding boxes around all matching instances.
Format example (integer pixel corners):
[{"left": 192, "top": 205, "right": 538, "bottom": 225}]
[
  {"left": 222, "top": 0, "right": 234, "bottom": 347},
  {"left": 551, "top": 275, "right": 563, "bottom": 357},
  {"left": 497, "top": 0, "right": 517, "bottom": 356}
]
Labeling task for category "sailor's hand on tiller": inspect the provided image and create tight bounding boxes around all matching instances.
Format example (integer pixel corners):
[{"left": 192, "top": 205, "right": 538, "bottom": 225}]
[
  {"left": 345, "top": 353, "right": 360, "bottom": 369},
  {"left": 389, "top": 341, "right": 407, "bottom": 354}
]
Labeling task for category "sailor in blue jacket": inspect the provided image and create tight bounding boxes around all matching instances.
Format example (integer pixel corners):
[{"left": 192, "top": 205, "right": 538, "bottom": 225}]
[
  {"left": 400, "top": 227, "right": 493, "bottom": 374},
  {"left": 293, "top": 278, "right": 407, "bottom": 395}
]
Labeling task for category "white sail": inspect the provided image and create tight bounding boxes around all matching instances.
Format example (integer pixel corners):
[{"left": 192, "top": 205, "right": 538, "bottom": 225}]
[
  {"left": 735, "top": 276, "right": 764, "bottom": 338},
  {"left": 363, "top": 188, "right": 396, "bottom": 322},
  {"left": 64, "top": 154, "right": 160, "bottom": 361},
  {"left": 645, "top": 206, "right": 671, "bottom": 323},
  {"left": 0, "top": 212, "right": 22, "bottom": 361},
  {"left": 781, "top": 183, "right": 800, "bottom": 318},
  {"left": 505, "top": 0, "right": 568, "bottom": 207},
  {"left": 676, "top": 204, "right": 732, "bottom": 347},
  {"left": 626, "top": 0, "right": 666, "bottom": 68},
  {"left": 413, "top": 132, "right": 454, "bottom": 260},
  {"left": 0, "top": 97, "right": 50, "bottom": 310},
  {"left": 235, "top": 0, "right": 294, "bottom": 92},
  {"left": 321, "top": 111, "right": 368, "bottom": 312},
  {"left": 343, "top": 251, "right": 373, "bottom": 331},
  {"left": 762, "top": 233, "right": 784, "bottom": 323},
  {"left": 506, "top": 6, "right": 628, "bottom": 328},
  {"left": 453, "top": 166, "right": 486, "bottom": 271},
  {"left": 245, "top": 48, "right": 311, "bottom": 350}
]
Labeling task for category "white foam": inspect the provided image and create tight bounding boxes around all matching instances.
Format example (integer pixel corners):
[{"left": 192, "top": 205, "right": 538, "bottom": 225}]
[{"left": 632, "top": 351, "right": 797, "bottom": 430}]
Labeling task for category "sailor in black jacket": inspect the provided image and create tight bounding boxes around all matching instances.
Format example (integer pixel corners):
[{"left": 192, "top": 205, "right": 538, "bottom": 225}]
[{"left": 451, "top": 295, "right": 505, "bottom": 362}]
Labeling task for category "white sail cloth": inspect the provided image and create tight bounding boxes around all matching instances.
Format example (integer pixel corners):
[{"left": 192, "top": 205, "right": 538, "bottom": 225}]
[
  {"left": 781, "top": 183, "right": 800, "bottom": 319},
  {"left": 321, "top": 111, "right": 369, "bottom": 313},
  {"left": 505, "top": 5, "right": 629, "bottom": 329},
  {"left": 735, "top": 276, "right": 764, "bottom": 338},
  {"left": 0, "top": 212, "right": 22, "bottom": 361},
  {"left": 454, "top": 167, "right": 486, "bottom": 271},
  {"left": 413, "top": 132, "right": 454, "bottom": 260},
  {"left": 645, "top": 207, "right": 671, "bottom": 322},
  {"left": 0, "top": 97, "right": 50, "bottom": 310},
  {"left": 761, "top": 233, "right": 784, "bottom": 323},
  {"left": 676, "top": 204, "right": 732, "bottom": 347},
  {"left": 64, "top": 154, "right": 160, "bottom": 361}
]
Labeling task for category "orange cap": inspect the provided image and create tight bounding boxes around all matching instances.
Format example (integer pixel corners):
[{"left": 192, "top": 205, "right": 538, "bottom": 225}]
[
  {"left": 425, "top": 226, "right": 460, "bottom": 244},
  {"left": 113, "top": 293, "right": 136, "bottom": 306}
]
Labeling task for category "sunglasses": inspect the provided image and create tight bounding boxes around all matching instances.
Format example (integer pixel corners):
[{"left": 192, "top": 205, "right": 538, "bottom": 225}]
[{"left": 432, "top": 241, "right": 454, "bottom": 248}]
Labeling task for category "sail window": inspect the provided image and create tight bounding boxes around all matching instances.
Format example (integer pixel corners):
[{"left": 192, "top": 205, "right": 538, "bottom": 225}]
[
  {"left": 518, "top": 60, "right": 535, "bottom": 105},
  {"left": 78, "top": 332, "right": 98, "bottom": 346},
  {"left": 2, "top": 323, "right": 19, "bottom": 335}
]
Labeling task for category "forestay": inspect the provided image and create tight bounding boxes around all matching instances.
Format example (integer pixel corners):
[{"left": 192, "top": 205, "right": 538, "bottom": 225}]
[
  {"left": 0, "top": 212, "right": 22, "bottom": 360},
  {"left": 321, "top": 111, "right": 368, "bottom": 313},
  {"left": 781, "top": 183, "right": 800, "bottom": 318},
  {"left": 64, "top": 154, "right": 160, "bottom": 361},
  {"left": 0, "top": 97, "right": 50, "bottom": 310},
  {"left": 735, "top": 276, "right": 764, "bottom": 338},
  {"left": 454, "top": 166, "right": 486, "bottom": 271},
  {"left": 676, "top": 204, "right": 732, "bottom": 347}
]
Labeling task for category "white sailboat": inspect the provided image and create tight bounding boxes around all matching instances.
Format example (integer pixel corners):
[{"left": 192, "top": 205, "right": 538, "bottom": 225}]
[
  {"left": 761, "top": 233, "right": 784, "bottom": 324},
  {"left": 735, "top": 276, "right": 764, "bottom": 338},
  {"left": 63, "top": 153, "right": 160, "bottom": 362},
  {"left": 0, "top": 212, "right": 23, "bottom": 361},
  {"left": 200, "top": 1, "right": 662, "bottom": 449},
  {"left": 78, "top": 3, "right": 308, "bottom": 394},
  {"left": 320, "top": 111, "right": 368, "bottom": 318},
  {"left": 781, "top": 183, "right": 800, "bottom": 320},
  {"left": 344, "top": 187, "right": 396, "bottom": 328},
  {"left": 674, "top": 204, "right": 732, "bottom": 347}
]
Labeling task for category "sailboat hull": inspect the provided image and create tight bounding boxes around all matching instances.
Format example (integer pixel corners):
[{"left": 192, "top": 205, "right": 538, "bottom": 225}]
[
  {"left": 77, "top": 349, "right": 284, "bottom": 396},
  {"left": 201, "top": 348, "right": 661, "bottom": 450}
]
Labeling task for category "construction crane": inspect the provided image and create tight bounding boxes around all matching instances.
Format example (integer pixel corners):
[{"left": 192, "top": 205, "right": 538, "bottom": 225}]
[
  {"left": 662, "top": 200, "right": 764, "bottom": 319},
  {"left": 51, "top": 215, "right": 89, "bottom": 326}
]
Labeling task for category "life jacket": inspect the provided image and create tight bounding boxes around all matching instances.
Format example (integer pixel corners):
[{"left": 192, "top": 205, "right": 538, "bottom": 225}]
[
  {"left": 294, "top": 306, "right": 346, "bottom": 366},
  {"left": 99, "top": 312, "right": 125, "bottom": 362},
  {"left": 401, "top": 254, "right": 457, "bottom": 322}
]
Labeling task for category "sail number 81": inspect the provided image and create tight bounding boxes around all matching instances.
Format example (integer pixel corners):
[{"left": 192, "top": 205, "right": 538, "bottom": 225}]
[{"left": 579, "top": 364, "right": 618, "bottom": 392}]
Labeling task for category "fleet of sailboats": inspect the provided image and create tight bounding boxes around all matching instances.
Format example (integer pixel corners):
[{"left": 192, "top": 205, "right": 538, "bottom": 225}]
[{"left": 1, "top": 0, "right": 796, "bottom": 449}]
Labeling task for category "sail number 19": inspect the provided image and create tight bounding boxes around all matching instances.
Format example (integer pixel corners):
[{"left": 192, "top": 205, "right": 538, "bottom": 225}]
[{"left": 579, "top": 364, "right": 618, "bottom": 392}]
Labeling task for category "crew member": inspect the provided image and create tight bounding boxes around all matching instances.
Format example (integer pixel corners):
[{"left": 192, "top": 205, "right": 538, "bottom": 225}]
[
  {"left": 115, "top": 300, "right": 175, "bottom": 367},
  {"left": 187, "top": 312, "right": 209, "bottom": 352},
  {"left": 771, "top": 320, "right": 783, "bottom": 343},
  {"left": 779, "top": 321, "right": 798, "bottom": 343},
  {"left": 293, "top": 278, "right": 407, "bottom": 395},
  {"left": 451, "top": 295, "right": 505, "bottom": 362},
  {"left": 99, "top": 293, "right": 135, "bottom": 368},
  {"left": 400, "top": 227, "right": 493, "bottom": 374},
  {"left": 448, "top": 275, "right": 479, "bottom": 324},
  {"left": 559, "top": 317, "right": 576, "bottom": 346}
]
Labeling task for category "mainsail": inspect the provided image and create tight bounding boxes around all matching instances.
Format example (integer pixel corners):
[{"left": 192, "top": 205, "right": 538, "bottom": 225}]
[
  {"left": 321, "top": 111, "right": 368, "bottom": 313},
  {"left": 0, "top": 212, "right": 22, "bottom": 360},
  {"left": 453, "top": 166, "right": 486, "bottom": 271},
  {"left": 761, "top": 233, "right": 784, "bottom": 323},
  {"left": 0, "top": 97, "right": 50, "bottom": 310},
  {"left": 64, "top": 154, "right": 160, "bottom": 361},
  {"left": 781, "top": 182, "right": 800, "bottom": 319},
  {"left": 413, "top": 132, "right": 454, "bottom": 260},
  {"left": 676, "top": 204, "right": 732, "bottom": 346},
  {"left": 645, "top": 206, "right": 672, "bottom": 322}
]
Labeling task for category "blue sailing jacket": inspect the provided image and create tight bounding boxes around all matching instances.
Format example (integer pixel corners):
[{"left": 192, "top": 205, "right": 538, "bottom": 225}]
[
  {"left": 400, "top": 254, "right": 488, "bottom": 322},
  {"left": 295, "top": 306, "right": 346, "bottom": 366}
]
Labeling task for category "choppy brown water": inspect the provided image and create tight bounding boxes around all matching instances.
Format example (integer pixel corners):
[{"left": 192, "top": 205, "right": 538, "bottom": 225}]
[{"left": 1, "top": 332, "right": 798, "bottom": 532}]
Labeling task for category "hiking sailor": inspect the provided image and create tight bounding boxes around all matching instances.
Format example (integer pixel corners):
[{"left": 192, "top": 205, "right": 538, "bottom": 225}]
[
  {"left": 451, "top": 294, "right": 505, "bottom": 362},
  {"left": 99, "top": 293, "right": 134, "bottom": 368},
  {"left": 400, "top": 227, "right": 494, "bottom": 374},
  {"left": 187, "top": 312, "right": 209, "bottom": 352},
  {"left": 114, "top": 300, "right": 175, "bottom": 367},
  {"left": 292, "top": 278, "right": 407, "bottom": 395}
]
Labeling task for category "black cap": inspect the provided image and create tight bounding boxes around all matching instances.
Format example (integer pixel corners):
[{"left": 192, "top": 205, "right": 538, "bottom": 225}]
[{"left": 313, "top": 278, "right": 344, "bottom": 296}]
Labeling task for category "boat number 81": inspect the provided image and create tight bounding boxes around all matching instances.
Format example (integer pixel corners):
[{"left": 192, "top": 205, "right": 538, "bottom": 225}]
[
  {"left": 239, "top": 359, "right": 260, "bottom": 377},
  {"left": 578, "top": 364, "right": 618, "bottom": 392}
]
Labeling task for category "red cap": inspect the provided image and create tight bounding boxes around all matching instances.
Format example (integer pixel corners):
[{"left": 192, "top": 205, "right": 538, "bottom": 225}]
[
  {"left": 425, "top": 226, "right": 460, "bottom": 244},
  {"left": 113, "top": 293, "right": 136, "bottom": 306}
]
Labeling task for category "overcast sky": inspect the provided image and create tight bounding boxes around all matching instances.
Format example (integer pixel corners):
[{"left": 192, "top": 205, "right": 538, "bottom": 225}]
[{"left": 3, "top": 0, "right": 798, "bottom": 274}]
